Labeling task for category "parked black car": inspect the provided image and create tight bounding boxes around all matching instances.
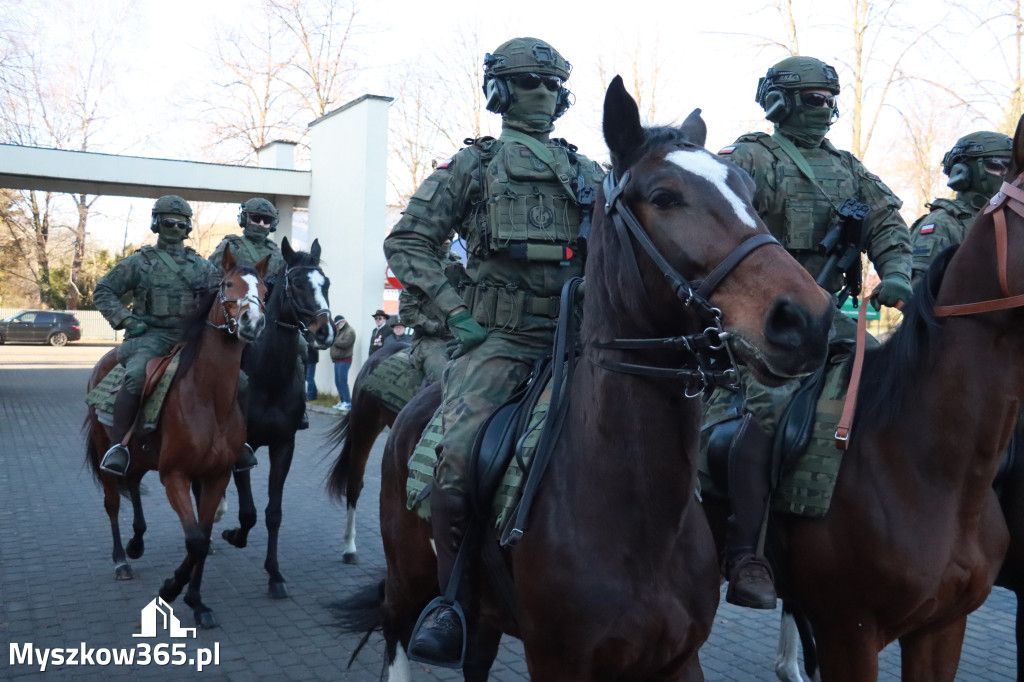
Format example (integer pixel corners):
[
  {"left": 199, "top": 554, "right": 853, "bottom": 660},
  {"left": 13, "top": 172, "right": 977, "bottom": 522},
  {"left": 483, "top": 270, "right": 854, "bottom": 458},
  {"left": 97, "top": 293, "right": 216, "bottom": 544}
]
[{"left": 0, "top": 310, "right": 82, "bottom": 346}]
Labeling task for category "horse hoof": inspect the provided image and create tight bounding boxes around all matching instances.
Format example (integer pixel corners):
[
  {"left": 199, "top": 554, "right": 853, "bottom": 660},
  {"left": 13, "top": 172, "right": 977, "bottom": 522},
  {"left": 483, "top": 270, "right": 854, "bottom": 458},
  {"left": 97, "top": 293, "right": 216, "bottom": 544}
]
[
  {"left": 342, "top": 551, "right": 358, "bottom": 565},
  {"left": 195, "top": 609, "right": 218, "bottom": 629},
  {"left": 126, "top": 538, "right": 144, "bottom": 560},
  {"left": 115, "top": 563, "right": 134, "bottom": 581},
  {"left": 268, "top": 581, "right": 289, "bottom": 600},
  {"left": 221, "top": 529, "right": 246, "bottom": 548}
]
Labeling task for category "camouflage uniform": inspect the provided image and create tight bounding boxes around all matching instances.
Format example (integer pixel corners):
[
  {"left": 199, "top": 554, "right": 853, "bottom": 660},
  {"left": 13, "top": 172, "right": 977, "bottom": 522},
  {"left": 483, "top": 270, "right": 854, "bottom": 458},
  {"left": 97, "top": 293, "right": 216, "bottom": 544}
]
[
  {"left": 909, "top": 198, "right": 976, "bottom": 283},
  {"left": 398, "top": 247, "right": 466, "bottom": 385}
]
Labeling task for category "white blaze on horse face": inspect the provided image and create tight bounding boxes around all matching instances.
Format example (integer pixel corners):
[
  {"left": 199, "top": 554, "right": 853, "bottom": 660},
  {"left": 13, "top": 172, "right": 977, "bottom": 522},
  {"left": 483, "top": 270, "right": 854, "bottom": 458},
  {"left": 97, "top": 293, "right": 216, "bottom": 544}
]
[
  {"left": 307, "top": 270, "right": 330, "bottom": 313},
  {"left": 665, "top": 149, "right": 757, "bottom": 228},
  {"left": 241, "top": 273, "right": 263, "bottom": 317}
]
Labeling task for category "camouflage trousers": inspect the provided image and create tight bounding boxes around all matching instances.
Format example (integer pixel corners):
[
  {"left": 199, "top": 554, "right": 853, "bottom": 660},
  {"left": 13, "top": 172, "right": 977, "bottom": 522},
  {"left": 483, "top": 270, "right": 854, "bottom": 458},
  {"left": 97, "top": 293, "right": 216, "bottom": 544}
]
[
  {"left": 706, "top": 304, "right": 876, "bottom": 438},
  {"left": 435, "top": 327, "right": 552, "bottom": 493},
  {"left": 116, "top": 328, "right": 181, "bottom": 393},
  {"left": 410, "top": 334, "right": 450, "bottom": 386}
]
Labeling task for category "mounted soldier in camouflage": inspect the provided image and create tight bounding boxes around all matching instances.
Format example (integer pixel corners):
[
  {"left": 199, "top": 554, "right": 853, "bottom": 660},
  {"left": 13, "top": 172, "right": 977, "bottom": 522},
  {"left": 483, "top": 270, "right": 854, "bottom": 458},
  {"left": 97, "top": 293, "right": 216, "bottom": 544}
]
[
  {"left": 398, "top": 241, "right": 466, "bottom": 386},
  {"left": 384, "top": 36, "right": 605, "bottom": 665},
  {"left": 93, "top": 195, "right": 221, "bottom": 476},
  {"left": 909, "top": 131, "right": 1013, "bottom": 284},
  {"left": 710, "top": 56, "right": 912, "bottom": 610}
]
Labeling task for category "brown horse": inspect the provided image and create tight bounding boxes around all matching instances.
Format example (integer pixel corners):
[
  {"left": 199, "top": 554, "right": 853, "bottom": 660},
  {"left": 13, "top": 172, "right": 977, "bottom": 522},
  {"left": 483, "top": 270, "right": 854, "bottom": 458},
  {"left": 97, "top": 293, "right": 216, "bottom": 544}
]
[
  {"left": 84, "top": 247, "right": 268, "bottom": 628},
  {"left": 741, "top": 112, "right": 1024, "bottom": 682},
  {"left": 326, "top": 339, "right": 412, "bottom": 564},
  {"left": 371, "top": 76, "right": 833, "bottom": 681}
]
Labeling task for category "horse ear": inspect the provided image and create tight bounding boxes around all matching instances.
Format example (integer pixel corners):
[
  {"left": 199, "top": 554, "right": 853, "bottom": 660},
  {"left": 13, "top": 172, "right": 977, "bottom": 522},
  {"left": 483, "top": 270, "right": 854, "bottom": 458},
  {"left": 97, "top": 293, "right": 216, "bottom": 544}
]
[
  {"left": 603, "top": 75, "right": 644, "bottom": 170},
  {"left": 310, "top": 238, "right": 321, "bottom": 262},
  {"left": 281, "top": 236, "right": 295, "bottom": 263},
  {"left": 255, "top": 254, "right": 271, "bottom": 280},
  {"left": 680, "top": 108, "right": 707, "bottom": 148},
  {"left": 222, "top": 243, "right": 236, "bottom": 272}
]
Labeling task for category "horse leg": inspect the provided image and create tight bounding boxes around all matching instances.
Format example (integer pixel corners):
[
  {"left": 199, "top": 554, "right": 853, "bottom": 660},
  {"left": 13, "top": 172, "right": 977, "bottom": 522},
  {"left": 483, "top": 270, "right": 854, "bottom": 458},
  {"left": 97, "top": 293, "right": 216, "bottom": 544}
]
[
  {"left": 222, "top": 468, "right": 257, "bottom": 548},
  {"left": 812, "top": 622, "right": 879, "bottom": 682},
  {"left": 264, "top": 440, "right": 295, "bottom": 599},
  {"left": 463, "top": 623, "right": 501, "bottom": 682},
  {"left": 776, "top": 607, "right": 810, "bottom": 682},
  {"left": 125, "top": 476, "right": 147, "bottom": 560},
  {"left": 899, "top": 616, "right": 968, "bottom": 682},
  {"left": 158, "top": 472, "right": 203, "bottom": 603},
  {"left": 183, "top": 476, "right": 230, "bottom": 630},
  {"left": 341, "top": 416, "right": 383, "bottom": 565},
  {"left": 102, "top": 475, "right": 134, "bottom": 580},
  {"left": 1017, "top": 589, "right": 1024, "bottom": 682}
]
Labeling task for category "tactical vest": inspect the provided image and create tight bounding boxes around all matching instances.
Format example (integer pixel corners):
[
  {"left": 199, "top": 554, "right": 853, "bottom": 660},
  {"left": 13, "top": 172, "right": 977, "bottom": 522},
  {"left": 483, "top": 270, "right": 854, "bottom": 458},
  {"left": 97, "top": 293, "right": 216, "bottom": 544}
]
[
  {"left": 742, "top": 133, "right": 860, "bottom": 254},
  {"left": 222, "top": 234, "right": 278, "bottom": 266},
  {"left": 132, "top": 247, "right": 208, "bottom": 322},
  {"left": 926, "top": 197, "right": 976, "bottom": 227},
  {"left": 465, "top": 136, "right": 596, "bottom": 262}
]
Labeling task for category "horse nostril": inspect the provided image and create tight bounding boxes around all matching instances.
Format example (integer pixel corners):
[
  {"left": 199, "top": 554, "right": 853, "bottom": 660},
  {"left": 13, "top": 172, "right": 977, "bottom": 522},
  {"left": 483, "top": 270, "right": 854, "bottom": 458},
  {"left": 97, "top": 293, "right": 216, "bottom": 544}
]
[{"left": 764, "top": 298, "right": 811, "bottom": 350}]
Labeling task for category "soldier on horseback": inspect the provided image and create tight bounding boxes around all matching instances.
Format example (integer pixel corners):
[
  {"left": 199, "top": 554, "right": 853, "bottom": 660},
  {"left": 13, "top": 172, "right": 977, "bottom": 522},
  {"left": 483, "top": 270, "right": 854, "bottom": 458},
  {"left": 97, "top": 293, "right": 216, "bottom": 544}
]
[
  {"left": 93, "top": 195, "right": 221, "bottom": 476},
  {"left": 909, "top": 131, "right": 1013, "bottom": 283},
  {"left": 710, "top": 56, "right": 913, "bottom": 609},
  {"left": 384, "top": 36, "right": 605, "bottom": 665}
]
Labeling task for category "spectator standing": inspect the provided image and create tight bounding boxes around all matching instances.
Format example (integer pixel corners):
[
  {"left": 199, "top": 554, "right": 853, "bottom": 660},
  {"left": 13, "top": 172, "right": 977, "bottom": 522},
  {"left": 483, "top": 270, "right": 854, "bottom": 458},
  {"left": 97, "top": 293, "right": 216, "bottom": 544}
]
[
  {"left": 305, "top": 343, "right": 319, "bottom": 401},
  {"left": 330, "top": 315, "right": 355, "bottom": 410},
  {"left": 368, "top": 309, "right": 394, "bottom": 355}
]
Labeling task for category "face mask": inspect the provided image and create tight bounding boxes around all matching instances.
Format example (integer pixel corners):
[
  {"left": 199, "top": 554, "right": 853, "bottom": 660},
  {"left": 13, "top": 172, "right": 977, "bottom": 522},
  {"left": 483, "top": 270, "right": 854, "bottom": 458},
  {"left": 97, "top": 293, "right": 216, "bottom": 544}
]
[
  {"left": 973, "top": 158, "right": 1007, "bottom": 198},
  {"left": 244, "top": 223, "right": 271, "bottom": 241},
  {"left": 156, "top": 215, "right": 189, "bottom": 247},
  {"left": 777, "top": 104, "right": 835, "bottom": 147},
  {"left": 503, "top": 80, "right": 559, "bottom": 134}
]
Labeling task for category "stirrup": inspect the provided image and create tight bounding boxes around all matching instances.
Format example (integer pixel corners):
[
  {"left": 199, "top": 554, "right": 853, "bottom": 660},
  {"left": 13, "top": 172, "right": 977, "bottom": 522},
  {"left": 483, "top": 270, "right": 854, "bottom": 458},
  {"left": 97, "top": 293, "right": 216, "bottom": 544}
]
[
  {"left": 406, "top": 597, "right": 467, "bottom": 669},
  {"left": 100, "top": 444, "right": 131, "bottom": 477},
  {"left": 234, "top": 443, "right": 258, "bottom": 472},
  {"left": 297, "top": 411, "right": 309, "bottom": 430},
  {"left": 725, "top": 555, "right": 777, "bottom": 610}
]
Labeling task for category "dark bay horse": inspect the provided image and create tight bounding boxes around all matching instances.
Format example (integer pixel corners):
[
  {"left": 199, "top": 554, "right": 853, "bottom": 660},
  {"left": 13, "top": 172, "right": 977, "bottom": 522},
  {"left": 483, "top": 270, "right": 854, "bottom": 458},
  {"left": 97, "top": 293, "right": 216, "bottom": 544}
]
[
  {"left": 85, "top": 247, "right": 268, "bottom": 628},
  {"left": 746, "top": 113, "right": 1024, "bottom": 681},
  {"left": 372, "top": 76, "right": 833, "bottom": 681},
  {"left": 326, "top": 340, "right": 412, "bottom": 564},
  {"left": 220, "top": 237, "right": 333, "bottom": 599}
]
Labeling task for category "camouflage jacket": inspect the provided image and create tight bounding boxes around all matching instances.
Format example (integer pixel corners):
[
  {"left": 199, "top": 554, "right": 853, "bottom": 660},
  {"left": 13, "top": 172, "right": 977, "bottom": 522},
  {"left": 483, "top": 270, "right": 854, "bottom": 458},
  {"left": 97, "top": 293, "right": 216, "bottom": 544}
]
[
  {"left": 384, "top": 132, "right": 605, "bottom": 332},
  {"left": 209, "top": 234, "right": 285, "bottom": 278},
  {"left": 399, "top": 251, "right": 465, "bottom": 339},
  {"left": 719, "top": 132, "right": 912, "bottom": 294},
  {"left": 908, "top": 196, "right": 979, "bottom": 284},
  {"left": 93, "top": 244, "right": 220, "bottom": 330}
]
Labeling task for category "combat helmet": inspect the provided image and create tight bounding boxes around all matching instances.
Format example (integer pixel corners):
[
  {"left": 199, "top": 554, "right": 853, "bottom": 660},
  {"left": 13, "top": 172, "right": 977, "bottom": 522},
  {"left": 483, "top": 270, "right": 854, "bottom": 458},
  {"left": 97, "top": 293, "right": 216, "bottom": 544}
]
[
  {"left": 755, "top": 56, "right": 840, "bottom": 123},
  {"left": 942, "top": 131, "right": 1013, "bottom": 193},
  {"left": 482, "top": 37, "right": 572, "bottom": 118},
  {"left": 237, "top": 197, "right": 280, "bottom": 232},
  {"left": 150, "top": 194, "right": 192, "bottom": 233}
]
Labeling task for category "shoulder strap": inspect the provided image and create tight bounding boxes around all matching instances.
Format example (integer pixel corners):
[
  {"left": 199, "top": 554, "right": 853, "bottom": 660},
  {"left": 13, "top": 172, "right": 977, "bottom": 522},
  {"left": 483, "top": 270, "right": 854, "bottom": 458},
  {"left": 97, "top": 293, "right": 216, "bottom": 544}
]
[
  {"left": 769, "top": 132, "right": 840, "bottom": 210},
  {"left": 498, "top": 129, "right": 578, "bottom": 200},
  {"left": 151, "top": 249, "right": 196, "bottom": 288}
]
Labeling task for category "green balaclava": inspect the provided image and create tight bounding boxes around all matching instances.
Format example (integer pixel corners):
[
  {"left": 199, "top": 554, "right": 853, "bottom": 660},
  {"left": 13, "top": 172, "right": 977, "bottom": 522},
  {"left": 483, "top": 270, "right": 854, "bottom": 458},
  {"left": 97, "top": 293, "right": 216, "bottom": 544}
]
[
  {"left": 156, "top": 213, "right": 190, "bottom": 251},
  {"left": 757, "top": 56, "right": 841, "bottom": 147},
  {"left": 942, "top": 131, "right": 1013, "bottom": 209},
  {"left": 503, "top": 80, "right": 560, "bottom": 134},
  {"left": 239, "top": 197, "right": 279, "bottom": 243},
  {"left": 482, "top": 37, "right": 571, "bottom": 136}
]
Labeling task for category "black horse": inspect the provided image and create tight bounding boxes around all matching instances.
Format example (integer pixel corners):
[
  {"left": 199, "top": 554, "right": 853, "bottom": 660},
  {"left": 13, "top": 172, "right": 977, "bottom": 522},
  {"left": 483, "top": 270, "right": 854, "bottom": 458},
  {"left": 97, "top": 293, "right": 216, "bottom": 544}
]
[{"left": 221, "top": 237, "right": 333, "bottom": 598}]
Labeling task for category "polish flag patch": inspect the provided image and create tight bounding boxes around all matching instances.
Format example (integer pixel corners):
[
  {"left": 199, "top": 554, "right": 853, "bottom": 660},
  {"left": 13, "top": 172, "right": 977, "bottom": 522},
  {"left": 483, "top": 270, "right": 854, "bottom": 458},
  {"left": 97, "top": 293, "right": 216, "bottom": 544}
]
[
  {"left": 718, "top": 145, "right": 736, "bottom": 155},
  {"left": 436, "top": 157, "right": 453, "bottom": 169},
  {"left": 919, "top": 224, "right": 935, "bottom": 234}
]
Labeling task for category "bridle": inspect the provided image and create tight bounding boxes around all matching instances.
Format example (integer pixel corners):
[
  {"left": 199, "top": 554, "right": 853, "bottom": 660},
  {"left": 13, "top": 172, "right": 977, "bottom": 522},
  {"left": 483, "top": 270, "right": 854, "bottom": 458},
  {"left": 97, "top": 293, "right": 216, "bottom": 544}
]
[
  {"left": 590, "top": 165, "right": 781, "bottom": 396},
  {"left": 275, "top": 264, "right": 332, "bottom": 343},
  {"left": 934, "top": 172, "right": 1024, "bottom": 317},
  {"left": 207, "top": 275, "right": 263, "bottom": 337}
]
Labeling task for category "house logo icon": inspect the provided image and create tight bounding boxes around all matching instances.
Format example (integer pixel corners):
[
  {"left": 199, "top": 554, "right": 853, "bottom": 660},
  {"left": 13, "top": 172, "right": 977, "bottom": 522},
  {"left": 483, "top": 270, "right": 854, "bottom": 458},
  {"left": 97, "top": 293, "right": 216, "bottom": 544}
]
[{"left": 133, "top": 597, "right": 197, "bottom": 638}]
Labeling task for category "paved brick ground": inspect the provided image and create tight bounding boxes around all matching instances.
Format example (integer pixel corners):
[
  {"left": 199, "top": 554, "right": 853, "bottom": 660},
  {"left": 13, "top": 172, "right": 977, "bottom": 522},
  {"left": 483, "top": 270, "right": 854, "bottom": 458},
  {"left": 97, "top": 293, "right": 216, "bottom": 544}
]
[{"left": 0, "top": 343, "right": 1016, "bottom": 680}]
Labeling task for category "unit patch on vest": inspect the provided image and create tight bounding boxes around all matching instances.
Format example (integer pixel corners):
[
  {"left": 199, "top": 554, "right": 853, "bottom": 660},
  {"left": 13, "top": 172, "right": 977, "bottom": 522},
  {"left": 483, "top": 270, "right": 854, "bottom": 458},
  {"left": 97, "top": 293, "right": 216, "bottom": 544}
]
[
  {"left": 528, "top": 205, "right": 555, "bottom": 228},
  {"left": 919, "top": 224, "right": 935, "bottom": 234}
]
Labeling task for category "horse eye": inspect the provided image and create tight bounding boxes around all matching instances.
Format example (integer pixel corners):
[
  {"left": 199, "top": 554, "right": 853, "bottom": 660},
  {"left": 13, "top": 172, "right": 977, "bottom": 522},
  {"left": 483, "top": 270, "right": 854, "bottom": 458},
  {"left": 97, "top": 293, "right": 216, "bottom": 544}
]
[{"left": 649, "top": 190, "right": 682, "bottom": 209}]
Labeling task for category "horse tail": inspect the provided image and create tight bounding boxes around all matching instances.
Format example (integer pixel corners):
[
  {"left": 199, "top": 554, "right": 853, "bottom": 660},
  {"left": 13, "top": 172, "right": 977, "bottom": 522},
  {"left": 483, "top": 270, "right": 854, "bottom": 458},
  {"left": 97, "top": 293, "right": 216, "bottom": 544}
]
[
  {"left": 777, "top": 599, "right": 818, "bottom": 681},
  {"left": 325, "top": 412, "right": 352, "bottom": 502},
  {"left": 83, "top": 413, "right": 102, "bottom": 481},
  {"left": 794, "top": 604, "right": 818, "bottom": 679},
  {"left": 328, "top": 578, "right": 384, "bottom": 668}
]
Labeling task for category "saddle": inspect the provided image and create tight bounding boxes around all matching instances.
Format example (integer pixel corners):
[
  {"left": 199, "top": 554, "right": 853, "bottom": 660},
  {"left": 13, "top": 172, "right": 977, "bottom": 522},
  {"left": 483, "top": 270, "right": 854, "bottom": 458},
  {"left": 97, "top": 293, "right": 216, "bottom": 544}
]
[
  {"left": 84, "top": 348, "right": 182, "bottom": 432},
  {"left": 362, "top": 348, "right": 423, "bottom": 413}
]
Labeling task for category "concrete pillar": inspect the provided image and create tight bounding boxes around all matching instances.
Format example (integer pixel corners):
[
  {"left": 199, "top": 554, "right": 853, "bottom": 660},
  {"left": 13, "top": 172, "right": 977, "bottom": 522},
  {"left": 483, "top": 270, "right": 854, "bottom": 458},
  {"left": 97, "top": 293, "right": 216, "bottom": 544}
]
[
  {"left": 307, "top": 95, "right": 393, "bottom": 398},
  {"left": 256, "top": 140, "right": 297, "bottom": 243}
]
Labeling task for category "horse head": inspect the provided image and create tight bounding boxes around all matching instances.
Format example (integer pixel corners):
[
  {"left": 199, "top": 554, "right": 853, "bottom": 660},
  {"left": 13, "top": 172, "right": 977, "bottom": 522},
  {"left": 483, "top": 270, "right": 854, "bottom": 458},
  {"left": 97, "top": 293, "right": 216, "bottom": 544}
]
[
  {"left": 280, "top": 237, "right": 335, "bottom": 349},
  {"left": 218, "top": 245, "right": 268, "bottom": 343},
  {"left": 594, "top": 75, "right": 832, "bottom": 387}
]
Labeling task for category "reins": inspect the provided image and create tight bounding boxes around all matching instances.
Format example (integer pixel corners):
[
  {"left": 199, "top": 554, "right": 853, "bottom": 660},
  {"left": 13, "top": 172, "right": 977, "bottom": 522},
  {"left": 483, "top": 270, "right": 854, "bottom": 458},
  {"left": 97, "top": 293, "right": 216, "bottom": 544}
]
[
  {"left": 835, "top": 172, "right": 1024, "bottom": 448},
  {"left": 274, "top": 264, "right": 331, "bottom": 343},
  {"left": 591, "top": 166, "right": 781, "bottom": 395},
  {"left": 206, "top": 277, "right": 262, "bottom": 337}
]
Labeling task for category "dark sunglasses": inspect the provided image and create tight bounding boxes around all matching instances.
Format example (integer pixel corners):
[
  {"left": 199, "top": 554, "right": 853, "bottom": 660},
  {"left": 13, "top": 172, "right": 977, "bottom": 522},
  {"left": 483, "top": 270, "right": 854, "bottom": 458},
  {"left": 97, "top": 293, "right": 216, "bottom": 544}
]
[
  {"left": 248, "top": 214, "right": 275, "bottom": 225},
  {"left": 800, "top": 92, "right": 836, "bottom": 108},
  {"left": 159, "top": 218, "right": 190, "bottom": 230},
  {"left": 510, "top": 73, "right": 562, "bottom": 92},
  {"left": 982, "top": 157, "right": 1011, "bottom": 174}
]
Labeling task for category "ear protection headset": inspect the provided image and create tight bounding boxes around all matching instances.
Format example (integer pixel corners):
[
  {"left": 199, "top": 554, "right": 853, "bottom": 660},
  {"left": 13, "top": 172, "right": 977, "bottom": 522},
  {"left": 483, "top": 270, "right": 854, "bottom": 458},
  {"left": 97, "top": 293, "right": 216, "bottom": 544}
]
[
  {"left": 150, "top": 214, "right": 192, "bottom": 235},
  {"left": 483, "top": 75, "right": 572, "bottom": 119}
]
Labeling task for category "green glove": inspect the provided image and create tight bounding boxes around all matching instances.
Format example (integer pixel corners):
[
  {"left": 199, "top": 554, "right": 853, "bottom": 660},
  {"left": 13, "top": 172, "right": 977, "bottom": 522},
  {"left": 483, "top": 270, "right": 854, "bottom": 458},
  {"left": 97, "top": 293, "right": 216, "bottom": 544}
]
[
  {"left": 872, "top": 273, "right": 912, "bottom": 310},
  {"left": 447, "top": 309, "right": 486, "bottom": 359},
  {"left": 123, "top": 318, "right": 148, "bottom": 339}
]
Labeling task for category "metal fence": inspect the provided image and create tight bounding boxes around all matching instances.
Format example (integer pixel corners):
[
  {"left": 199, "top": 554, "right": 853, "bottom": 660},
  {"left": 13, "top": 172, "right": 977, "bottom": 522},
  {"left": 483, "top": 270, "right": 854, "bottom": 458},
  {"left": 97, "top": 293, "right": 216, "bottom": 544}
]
[{"left": 0, "top": 308, "right": 122, "bottom": 341}]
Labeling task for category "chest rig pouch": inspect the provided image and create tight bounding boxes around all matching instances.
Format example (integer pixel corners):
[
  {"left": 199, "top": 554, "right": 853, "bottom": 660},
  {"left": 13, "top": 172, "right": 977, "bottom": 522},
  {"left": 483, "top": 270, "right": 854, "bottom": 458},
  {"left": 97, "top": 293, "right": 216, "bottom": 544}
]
[
  {"left": 480, "top": 140, "right": 581, "bottom": 262},
  {"left": 135, "top": 247, "right": 204, "bottom": 319}
]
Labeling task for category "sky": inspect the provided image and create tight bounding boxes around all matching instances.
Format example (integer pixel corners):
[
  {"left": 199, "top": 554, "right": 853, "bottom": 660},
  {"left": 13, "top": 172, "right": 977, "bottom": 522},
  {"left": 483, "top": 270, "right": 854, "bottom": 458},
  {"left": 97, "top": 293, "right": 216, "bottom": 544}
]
[{"left": 10, "top": 0, "right": 1017, "bottom": 249}]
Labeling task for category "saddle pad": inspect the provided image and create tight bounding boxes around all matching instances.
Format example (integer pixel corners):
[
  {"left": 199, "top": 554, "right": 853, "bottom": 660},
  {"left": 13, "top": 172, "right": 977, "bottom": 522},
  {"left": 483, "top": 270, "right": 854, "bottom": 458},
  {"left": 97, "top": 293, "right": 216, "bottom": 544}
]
[
  {"left": 772, "top": 353, "right": 850, "bottom": 518},
  {"left": 83, "top": 354, "right": 181, "bottom": 433},
  {"left": 406, "top": 376, "right": 555, "bottom": 529},
  {"left": 362, "top": 349, "right": 423, "bottom": 414}
]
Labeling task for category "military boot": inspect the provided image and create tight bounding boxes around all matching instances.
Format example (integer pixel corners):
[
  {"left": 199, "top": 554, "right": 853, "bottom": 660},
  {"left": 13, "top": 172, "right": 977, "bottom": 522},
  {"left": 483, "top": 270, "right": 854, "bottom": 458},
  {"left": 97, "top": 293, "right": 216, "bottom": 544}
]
[
  {"left": 100, "top": 388, "right": 142, "bottom": 477},
  {"left": 235, "top": 443, "right": 258, "bottom": 472},
  {"left": 723, "top": 415, "right": 778, "bottom": 609},
  {"left": 407, "top": 487, "right": 470, "bottom": 666}
]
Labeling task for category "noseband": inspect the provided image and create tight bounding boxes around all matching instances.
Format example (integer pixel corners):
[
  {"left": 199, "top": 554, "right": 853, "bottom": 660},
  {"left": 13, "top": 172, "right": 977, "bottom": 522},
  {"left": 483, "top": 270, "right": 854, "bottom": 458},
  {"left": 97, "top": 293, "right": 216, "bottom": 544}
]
[
  {"left": 593, "top": 167, "right": 780, "bottom": 395},
  {"left": 207, "top": 278, "right": 262, "bottom": 337},
  {"left": 276, "top": 264, "right": 331, "bottom": 341}
]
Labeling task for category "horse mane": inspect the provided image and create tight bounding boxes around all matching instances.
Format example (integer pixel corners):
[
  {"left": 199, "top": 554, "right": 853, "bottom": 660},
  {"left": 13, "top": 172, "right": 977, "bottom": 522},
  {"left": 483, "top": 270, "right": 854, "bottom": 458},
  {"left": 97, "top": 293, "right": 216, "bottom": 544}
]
[
  {"left": 177, "top": 264, "right": 261, "bottom": 375},
  {"left": 855, "top": 247, "right": 956, "bottom": 423}
]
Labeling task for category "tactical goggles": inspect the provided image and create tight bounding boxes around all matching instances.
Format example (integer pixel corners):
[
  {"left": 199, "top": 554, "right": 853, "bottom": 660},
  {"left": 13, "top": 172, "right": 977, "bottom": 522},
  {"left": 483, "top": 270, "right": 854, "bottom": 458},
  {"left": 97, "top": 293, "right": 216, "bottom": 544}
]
[
  {"left": 510, "top": 73, "right": 562, "bottom": 92},
  {"left": 159, "top": 218, "right": 190, "bottom": 230},
  {"left": 248, "top": 213, "right": 275, "bottom": 225},
  {"left": 983, "top": 157, "right": 1011, "bottom": 175},
  {"left": 800, "top": 92, "right": 836, "bottom": 108}
]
